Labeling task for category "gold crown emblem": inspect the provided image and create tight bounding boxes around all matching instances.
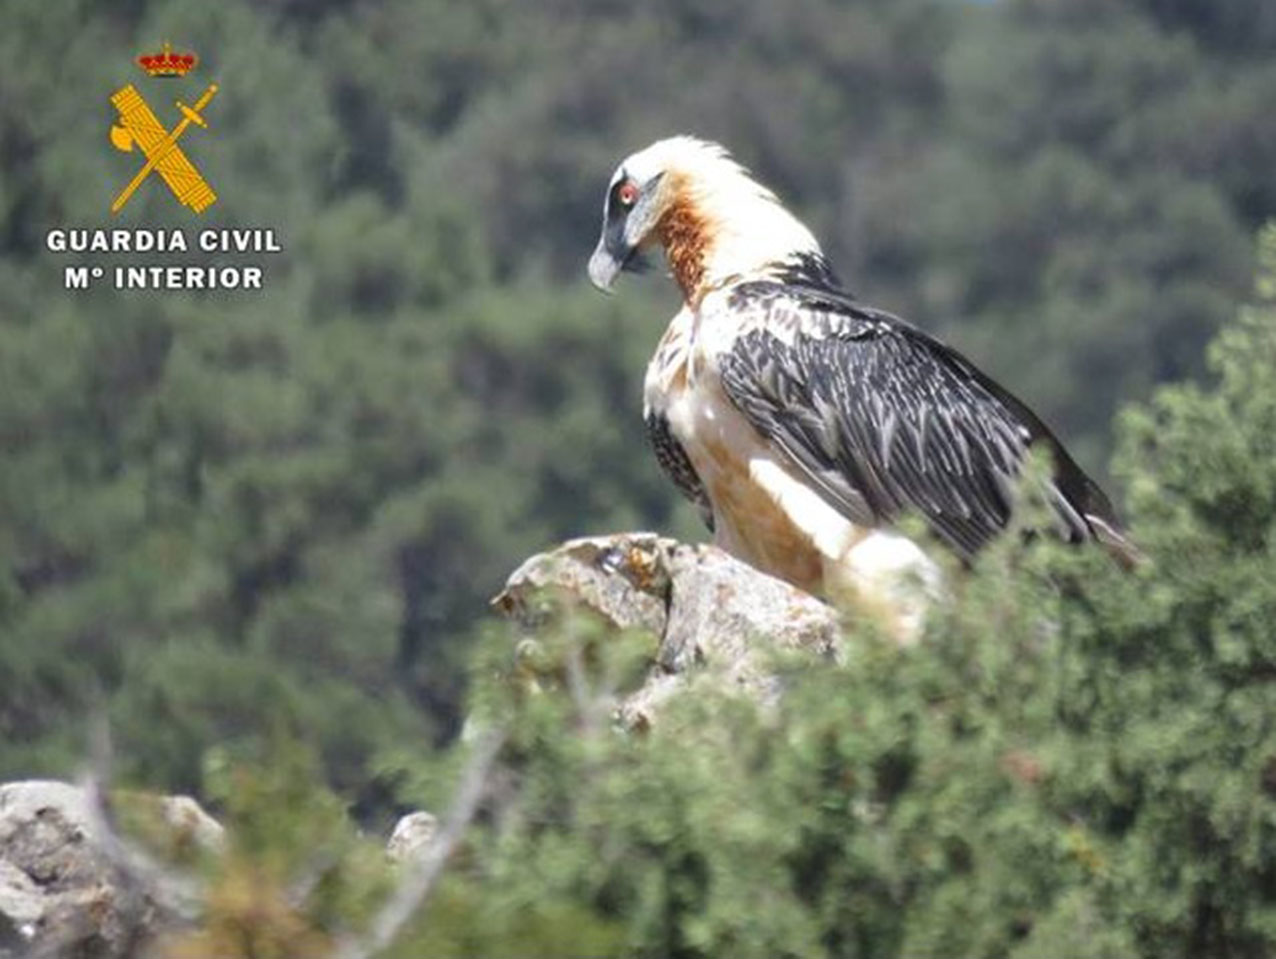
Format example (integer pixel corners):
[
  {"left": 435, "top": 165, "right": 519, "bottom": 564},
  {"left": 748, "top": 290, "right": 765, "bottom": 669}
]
[{"left": 135, "top": 42, "right": 198, "bottom": 78}]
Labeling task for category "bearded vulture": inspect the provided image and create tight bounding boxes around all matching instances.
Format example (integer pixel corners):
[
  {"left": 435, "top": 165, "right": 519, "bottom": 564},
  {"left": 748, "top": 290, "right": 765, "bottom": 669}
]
[{"left": 588, "top": 137, "right": 1137, "bottom": 638}]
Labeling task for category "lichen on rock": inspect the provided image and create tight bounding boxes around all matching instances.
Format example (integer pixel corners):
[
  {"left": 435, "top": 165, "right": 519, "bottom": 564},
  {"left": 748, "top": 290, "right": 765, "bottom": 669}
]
[{"left": 492, "top": 532, "right": 843, "bottom": 729}]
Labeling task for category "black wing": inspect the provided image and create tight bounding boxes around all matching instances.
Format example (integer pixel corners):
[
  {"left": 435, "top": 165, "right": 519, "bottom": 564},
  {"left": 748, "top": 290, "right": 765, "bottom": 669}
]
[
  {"left": 717, "top": 281, "right": 1128, "bottom": 561},
  {"left": 646, "top": 410, "right": 714, "bottom": 532}
]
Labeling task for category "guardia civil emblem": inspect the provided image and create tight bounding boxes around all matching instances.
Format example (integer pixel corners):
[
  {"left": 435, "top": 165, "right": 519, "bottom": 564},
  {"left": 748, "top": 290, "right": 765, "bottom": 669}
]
[{"left": 109, "top": 42, "right": 218, "bottom": 214}]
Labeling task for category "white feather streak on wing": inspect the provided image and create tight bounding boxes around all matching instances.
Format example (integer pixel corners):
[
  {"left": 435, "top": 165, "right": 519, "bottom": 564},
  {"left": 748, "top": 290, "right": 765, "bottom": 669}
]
[
  {"left": 841, "top": 531, "right": 942, "bottom": 644},
  {"left": 659, "top": 356, "right": 830, "bottom": 593},
  {"left": 748, "top": 451, "right": 942, "bottom": 645},
  {"left": 747, "top": 457, "right": 863, "bottom": 561}
]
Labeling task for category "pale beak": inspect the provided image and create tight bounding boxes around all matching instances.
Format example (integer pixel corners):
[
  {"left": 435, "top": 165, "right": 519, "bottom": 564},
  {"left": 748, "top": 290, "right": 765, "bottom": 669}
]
[{"left": 588, "top": 240, "right": 623, "bottom": 292}]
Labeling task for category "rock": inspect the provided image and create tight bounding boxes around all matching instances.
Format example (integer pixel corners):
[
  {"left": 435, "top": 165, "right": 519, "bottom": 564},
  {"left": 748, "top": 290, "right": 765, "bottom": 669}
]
[
  {"left": 155, "top": 796, "right": 224, "bottom": 856},
  {"left": 493, "top": 531, "right": 672, "bottom": 637},
  {"left": 386, "top": 811, "right": 439, "bottom": 864},
  {"left": 493, "top": 533, "right": 842, "bottom": 728},
  {"left": 0, "top": 780, "right": 219, "bottom": 959}
]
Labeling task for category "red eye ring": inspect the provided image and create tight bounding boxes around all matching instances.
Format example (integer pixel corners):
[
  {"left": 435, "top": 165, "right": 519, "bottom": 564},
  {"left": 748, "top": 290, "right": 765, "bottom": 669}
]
[{"left": 617, "top": 181, "right": 639, "bottom": 207}]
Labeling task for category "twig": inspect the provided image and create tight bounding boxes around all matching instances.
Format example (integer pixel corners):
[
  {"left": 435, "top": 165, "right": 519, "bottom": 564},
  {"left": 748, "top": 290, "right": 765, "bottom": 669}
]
[
  {"left": 81, "top": 717, "right": 207, "bottom": 923},
  {"left": 335, "top": 726, "right": 507, "bottom": 959},
  {"left": 564, "top": 631, "right": 601, "bottom": 736}
]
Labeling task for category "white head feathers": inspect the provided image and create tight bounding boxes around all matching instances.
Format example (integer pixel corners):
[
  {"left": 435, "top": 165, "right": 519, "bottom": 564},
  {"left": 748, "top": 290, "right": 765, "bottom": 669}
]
[{"left": 591, "top": 136, "right": 823, "bottom": 303}]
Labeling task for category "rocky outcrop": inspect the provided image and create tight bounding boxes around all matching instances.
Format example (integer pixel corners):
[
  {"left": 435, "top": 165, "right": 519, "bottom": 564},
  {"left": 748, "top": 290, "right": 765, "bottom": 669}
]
[
  {"left": 0, "top": 535, "right": 841, "bottom": 954},
  {"left": 493, "top": 532, "right": 843, "bottom": 727},
  {"left": 0, "top": 780, "right": 220, "bottom": 959},
  {"left": 0, "top": 778, "right": 455, "bottom": 957}
]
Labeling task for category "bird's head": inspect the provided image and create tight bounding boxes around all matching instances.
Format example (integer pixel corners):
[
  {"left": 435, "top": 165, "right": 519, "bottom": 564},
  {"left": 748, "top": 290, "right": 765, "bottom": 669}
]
[{"left": 588, "top": 136, "right": 823, "bottom": 305}]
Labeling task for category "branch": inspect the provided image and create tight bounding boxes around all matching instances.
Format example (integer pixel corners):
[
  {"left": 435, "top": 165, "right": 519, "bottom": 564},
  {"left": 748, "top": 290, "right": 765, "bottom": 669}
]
[
  {"left": 335, "top": 726, "right": 508, "bottom": 959},
  {"left": 81, "top": 717, "right": 208, "bottom": 920}
]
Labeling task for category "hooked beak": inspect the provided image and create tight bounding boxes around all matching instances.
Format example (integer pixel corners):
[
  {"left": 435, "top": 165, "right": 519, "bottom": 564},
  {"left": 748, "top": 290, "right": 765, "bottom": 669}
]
[{"left": 588, "top": 240, "right": 624, "bottom": 292}]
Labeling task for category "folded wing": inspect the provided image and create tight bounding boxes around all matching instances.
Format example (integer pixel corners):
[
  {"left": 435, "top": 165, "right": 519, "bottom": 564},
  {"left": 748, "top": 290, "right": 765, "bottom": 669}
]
[{"left": 716, "top": 282, "right": 1127, "bottom": 561}]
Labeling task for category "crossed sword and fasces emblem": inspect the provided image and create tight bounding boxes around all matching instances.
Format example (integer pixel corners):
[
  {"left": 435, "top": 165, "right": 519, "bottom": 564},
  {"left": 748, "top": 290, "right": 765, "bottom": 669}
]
[{"left": 109, "top": 83, "right": 218, "bottom": 214}]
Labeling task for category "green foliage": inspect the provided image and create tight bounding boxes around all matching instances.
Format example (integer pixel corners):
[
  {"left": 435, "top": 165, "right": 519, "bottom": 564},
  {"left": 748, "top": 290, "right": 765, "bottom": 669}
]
[
  {"left": 161, "top": 737, "right": 394, "bottom": 959},
  {"left": 389, "top": 879, "right": 628, "bottom": 959}
]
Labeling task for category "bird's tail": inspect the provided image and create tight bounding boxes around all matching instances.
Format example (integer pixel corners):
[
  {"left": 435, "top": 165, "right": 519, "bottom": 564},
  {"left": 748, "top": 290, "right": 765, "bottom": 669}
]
[{"left": 1085, "top": 513, "right": 1146, "bottom": 571}]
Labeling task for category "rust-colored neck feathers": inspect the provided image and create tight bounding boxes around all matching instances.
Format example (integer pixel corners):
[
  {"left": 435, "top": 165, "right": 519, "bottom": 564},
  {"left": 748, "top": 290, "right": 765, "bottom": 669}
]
[{"left": 656, "top": 195, "right": 711, "bottom": 306}]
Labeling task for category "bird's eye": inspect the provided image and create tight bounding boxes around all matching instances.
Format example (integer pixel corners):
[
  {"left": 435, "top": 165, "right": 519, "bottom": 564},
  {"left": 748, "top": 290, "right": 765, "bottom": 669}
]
[{"left": 616, "top": 181, "right": 640, "bottom": 207}]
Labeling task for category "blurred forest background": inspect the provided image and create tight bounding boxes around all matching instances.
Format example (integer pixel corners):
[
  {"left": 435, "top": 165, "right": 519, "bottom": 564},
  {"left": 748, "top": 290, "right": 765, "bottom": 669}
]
[{"left": 2, "top": 0, "right": 1276, "bottom": 829}]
